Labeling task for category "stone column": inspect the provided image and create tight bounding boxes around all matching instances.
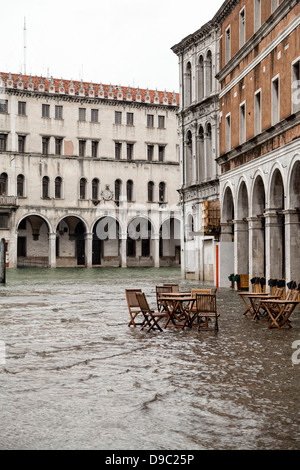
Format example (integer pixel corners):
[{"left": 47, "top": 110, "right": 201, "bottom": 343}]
[
  {"left": 264, "top": 210, "right": 284, "bottom": 281},
  {"left": 220, "top": 222, "right": 233, "bottom": 243},
  {"left": 233, "top": 219, "right": 249, "bottom": 275},
  {"left": 152, "top": 235, "right": 160, "bottom": 268},
  {"left": 9, "top": 229, "right": 18, "bottom": 268},
  {"left": 283, "top": 209, "right": 300, "bottom": 282},
  {"left": 120, "top": 237, "right": 127, "bottom": 268},
  {"left": 248, "top": 216, "right": 265, "bottom": 280},
  {"left": 85, "top": 233, "right": 93, "bottom": 267},
  {"left": 48, "top": 233, "right": 57, "bottom": 268}
]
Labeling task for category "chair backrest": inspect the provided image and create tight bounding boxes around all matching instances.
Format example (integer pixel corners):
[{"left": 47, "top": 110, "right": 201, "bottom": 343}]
[
  {"left": 195, "top": 293, "right": 217, "bottom": 313},
  {"left": 163, "top": 283, "right": 179, "bottom": 292},
  {"left": 125, "top": 289, "right": 142, "bottom": 311},
  {"left": 136, "top": 292, "right": 151, "bottom": 313},
  {"left": 273, "top": 287, "right": 284, "bottom": 298},
  {"left": 191, "top": 288, "right": 212, "bottom": 298}
]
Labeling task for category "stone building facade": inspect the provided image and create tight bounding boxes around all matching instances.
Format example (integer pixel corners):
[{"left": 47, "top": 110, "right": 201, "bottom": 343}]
[
  {"left": 0, "top": 73, "right": 181, "bottom": 268},
  {"left": 216, "top": 0, "right": 300, "bottom": 286},
  {"left": 172, "top": 20, "right": 221, "bottom": 281}
]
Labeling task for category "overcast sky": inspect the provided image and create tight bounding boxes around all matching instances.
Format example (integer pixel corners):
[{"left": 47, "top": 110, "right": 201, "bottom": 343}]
[{"left": 0, "top": 0, "right": 224, "bottom": 92}]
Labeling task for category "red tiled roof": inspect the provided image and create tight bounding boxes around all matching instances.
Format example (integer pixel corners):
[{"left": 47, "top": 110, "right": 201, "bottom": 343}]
[{"left": 0, "top": 72, "right": 179, "bottom": 106}]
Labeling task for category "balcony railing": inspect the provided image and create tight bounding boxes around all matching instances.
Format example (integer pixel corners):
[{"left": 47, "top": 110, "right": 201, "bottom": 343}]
[{"left": 0, "top": 196, "right": 18, "bottom": 206}]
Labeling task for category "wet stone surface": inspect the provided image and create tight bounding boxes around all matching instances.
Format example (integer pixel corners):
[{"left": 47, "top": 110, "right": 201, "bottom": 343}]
[{"left": 0, "top": 267, "right": 299, "bottom": 450}]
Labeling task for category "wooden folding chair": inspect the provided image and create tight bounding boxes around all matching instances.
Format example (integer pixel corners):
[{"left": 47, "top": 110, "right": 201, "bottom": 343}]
[
  {"left": 163, "top": 283, "right": 179, "bottom": 292},
  {"left": 195, "top": 293, "right": 219, "bottom": 331},
  {"left": 136, "top": 292, "right": 166, "bottom": 333},
  {"left": 189, "top": 289, "right": 213, "bottom": 322},
  {"left": 262, "top": 291, "right": 299, "bottom": 329},
  {"left": 156, "top": 285, "right": 172, "bottom": 312},
  {"left": 125, "top": 289, "right": 144, "bottom": 327}
]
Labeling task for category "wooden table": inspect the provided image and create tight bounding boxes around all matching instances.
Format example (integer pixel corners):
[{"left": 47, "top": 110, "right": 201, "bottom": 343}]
[
  {"left": 159, "top": 293, "right": 194, "bottom": 329},
  {"left": 237, "top": 292, "right": 271, "bottom": 319},
  {"left": 259, "top": 299, "right": 300, "bottom": 329}
]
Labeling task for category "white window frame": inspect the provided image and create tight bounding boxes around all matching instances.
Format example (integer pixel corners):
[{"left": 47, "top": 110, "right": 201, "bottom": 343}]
[
  {"left": 271, "top": 74, "right": 280, "bottom": 125},
  {"left": 254, "top": 89, "right": 262, "bottom": 135},
  {"left": 291, "top": 57, "right": 300, "bottom": 114},
  {"left": 254, "top": 0, "right": 261, "bottom": 33},
  {"left": 225, "top": 26, "right": 231, "bottom": 64},
  {"left": 239, "top": 101, "right": 246, "bottom": 144},
  {"left": 239, "top": 7, "right": 246, "bottom": 49},
  {"left": 225, "top": 112, "right": 231, "bottom": 153}
]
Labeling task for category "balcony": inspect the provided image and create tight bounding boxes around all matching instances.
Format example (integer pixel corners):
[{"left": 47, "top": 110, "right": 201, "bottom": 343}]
[{"left": 0, "top": 196, "right": 18, "bottom": 208}]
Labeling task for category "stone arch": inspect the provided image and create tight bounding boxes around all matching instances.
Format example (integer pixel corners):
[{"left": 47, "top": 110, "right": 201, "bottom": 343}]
[
  {"left": 127, "top": 216, "right": 156, "bottom": 265},
  {"left": 16, "top": 213, "right": 53, "bottom": 267},
  {"left": 286, "top": 157, "right": 300, "bottom": 280},
  {"left": 236, "top": 180, "right": 249, "bottom": 275},
  {"left": 159, "top": 217, "right": 181, "bottom": 266},
  {"left": 221, "top": 185, "right": 234, "bottom": 242},
  {"left": 197, "top": 55, "right": 204, "bottom": 101},
  {"left": 268, "top": 167, "right": 285, "bottom": 279},
  {"left": 92, "top": 216, "right": 121, "bottom": 266},
  {"left": 184, "top": 61, "right": 192, "bottom": 107},
  {"left": 250, "top": 174, "right": 266, "bottom": 277},
  {"left": 55, "top": 215, "right": 89, "bottom": 267},
  {"left": 206, "top": 49, "right": 212, "bottom": 96}
]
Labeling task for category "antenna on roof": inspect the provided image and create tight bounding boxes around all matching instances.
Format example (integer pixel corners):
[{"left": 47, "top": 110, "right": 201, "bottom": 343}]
[{"left": 23, "top": 17, "right": 27, "bottom": 75}]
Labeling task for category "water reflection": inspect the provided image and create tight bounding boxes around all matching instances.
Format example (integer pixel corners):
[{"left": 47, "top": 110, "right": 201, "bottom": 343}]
[{"left": 0, "top": 268, "right": 299, "bottom": 450}]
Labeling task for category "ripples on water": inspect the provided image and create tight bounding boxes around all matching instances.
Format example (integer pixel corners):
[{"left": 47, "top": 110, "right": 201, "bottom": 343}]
[{"left": 0, "top": 267, "right": 299, "bottom": 450}]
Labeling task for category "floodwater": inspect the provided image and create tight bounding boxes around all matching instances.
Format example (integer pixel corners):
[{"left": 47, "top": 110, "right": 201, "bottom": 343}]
[{"left": 0, "top": 267, "right": 299, "bottom": 450}]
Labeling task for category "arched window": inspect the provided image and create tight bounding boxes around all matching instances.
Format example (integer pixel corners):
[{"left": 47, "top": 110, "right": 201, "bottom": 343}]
[
  {"left": 55, "top": 177, "right": 62, "bottom": 199},
  {"left": 197, "top": 126, "right": 205, "bottom": 182},
  {"left": 185, "top": 131, "right": 193, "bottom": 186},
  {"left": 127, "top": 180, "right": 133, "bottom": 202},
  {"left": 42, "top": 176, "right": 49, "bottom": 199},
  {"left": 79, "top": 178, "right": 87, "bottom": 200},
  {"left": 159, "top": 182, "right": 166, "bottom": 203},
  {"left": 205, "top": 122, "right": 212, "bottom": 179},
  {"left": 184, "top": 62, "right": 192, "bottom": 107},
  {"left": 198, "top": 55, "right": 204, "bottom": 101},
  {"left": 92, "top": 178, "right": 99, "bottom": 200},
  {"left": 0, "top": 173, "right": 8, "bottom": 196},
  {"left": 115, "top": 179, "right": 122, "bottom": 205},
  {"left": 17, "top": 174, "right": 25, "bottom": 197},
  {"left": 148, "top": 181, "right": 154, "bottom": 202},
  {"left": 206, "top": 50, "right": 212, "bottom": 96}
]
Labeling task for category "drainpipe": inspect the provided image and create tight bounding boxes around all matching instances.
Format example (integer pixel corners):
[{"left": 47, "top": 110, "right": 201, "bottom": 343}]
[{"left": 180, "top": 52, "right": 187, "bottom": 279}]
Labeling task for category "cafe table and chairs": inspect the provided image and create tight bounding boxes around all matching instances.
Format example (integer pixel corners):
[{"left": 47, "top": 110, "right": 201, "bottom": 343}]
[
  {"left": 159, "top": 292, "right": 194, "bottom": 329},
  {"left": 259, "top": 292, "right": 300, "bottom": 329}
]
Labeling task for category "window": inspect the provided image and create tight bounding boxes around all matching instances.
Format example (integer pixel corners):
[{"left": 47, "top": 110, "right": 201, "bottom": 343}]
[
  {"left": 79, "top": 140, "right": 86, "bottom": 157},
  {"left": 206, "top": 50, "right": 213, "bottom": 96},
  {"left": 225, "top": 26, "right": 231, "bottom": 64},
  {"left": 147, "top": 114, "right": 154, "bottom": 128},
  {"left": 239, "top": 102, "right": 246, "bottom": 144},
  {"left": 292, "top": 59, "right": 300, "bottom": 113},
  {"left": 17, "top": 174, "right": 25, "bottom": 197},
  {"left": 185, "top": 62, "right": 192, "bottom": 107},
  {"left": 271, "top": 0, "right": 279, "bottom": 13},
  {"left": 0, "top": 100, "right": 8, "bottom": 113},
  {"left": 42, "top": 137, "right": 50, "bottom": 155},
  {"left": 159, "top": 182, "right": 166, "bottom": 203},
  {"left": 225, "top": 114, "right": 231, "bottom": 153},
  {"left": 115, "top": 179, "right": 122, "bottom": 205},
  {"left": 254, "top": 0, "right": 261, "bottom": 32},
  {"left": 127, "top": 180, "right": 133, "bottom": 202},
  {"left": 127, "top": 143, "right": 134, "bottom": 160},
  {"left": 272, "top": 76, "right": 280, "bottom": 125},
  {"left": 42, "top": 104, "right": 50, "bottom": 118},
  {"left": 79, "top": 178, "right": 87, "bottom": 199},
  {"left": 91, "top": 140, "right": 98, "bottom": 158},
  {"left": 198, "top": 56, "right": 204, "bottom": 101},
  {"left": 239, "top": 8, "right": 246, "bottom": 48},
  {"left": 55, "top": 105, "right": 63, "bottom": 119},
  {"left": 18, "top": 101, "right": 26, "bottom": 116},
  {"left": 255, "top": 90, "right": 262, "bottom": 135},
  {"left": 91, "top": 109, "right": 98, "bottom": 122},
  {"left": 0, "top": 173, "right": 7, "bottom": 196},
  {"left": 158, "top": 115, "right": 165, "bottom": 129},
  {"left": 0, "top": 214, "right": 8, "bottom": 229},
  {"left": 115, "top": 111, "right": 122, "bottom": 124},
  {"left": 0, "top": 134, "right": 7, "bottom": 152},
  {"left": 78, "top": 108, "right": 86, "bottom": 121},
  {"left": 147, "top": 145, "right": 154, "bottom": 161},
  {"left": 18, "top": 135, "right": 26, "bottom": 153},
  {"left": 55, "top": 138, "right": 63, "bottom": 155},
  {"left": 55, "top": 177, "right": 62, "bottom": 199},
  {"left": 148, "top": 181, "right": 154, "bottom": 202},
  {"left": 115, "top": 142, "right": 122, "bottom": 160},
  {"left": 158, "top": 146, "right": 165, "bottom": 162},
  {"left": 42, "top": 176, "right": 49, "bottom": 199},
  {"left": 92, "top": 178, "right": 99, "bottom": 200},
  {"left": 127, "top": 112, "right": 134, "bottom": 126}
]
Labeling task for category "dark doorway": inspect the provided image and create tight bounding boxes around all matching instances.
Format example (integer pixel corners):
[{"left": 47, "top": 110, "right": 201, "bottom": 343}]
[{"left": 17, "top": 237, "right": 26, "bottom": 257}]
